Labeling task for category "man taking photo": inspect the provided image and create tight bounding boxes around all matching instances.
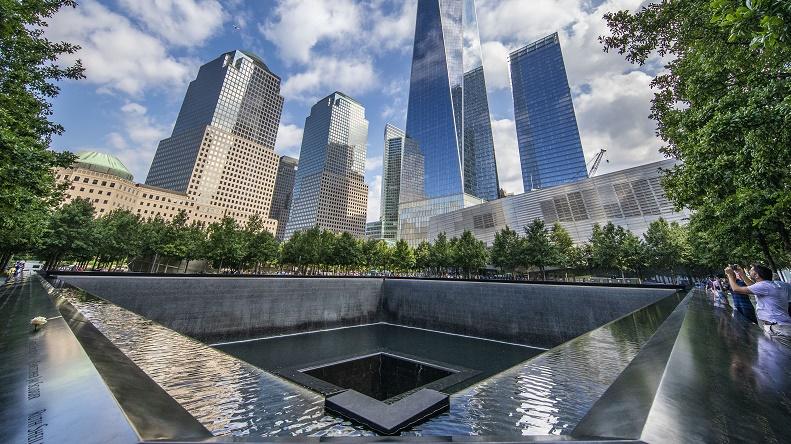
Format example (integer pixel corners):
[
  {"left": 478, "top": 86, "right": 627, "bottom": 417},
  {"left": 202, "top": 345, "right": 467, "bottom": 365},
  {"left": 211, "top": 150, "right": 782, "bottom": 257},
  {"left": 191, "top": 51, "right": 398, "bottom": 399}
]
[{"left": 725, "top": 264, "right": 791, "bottom": 338}]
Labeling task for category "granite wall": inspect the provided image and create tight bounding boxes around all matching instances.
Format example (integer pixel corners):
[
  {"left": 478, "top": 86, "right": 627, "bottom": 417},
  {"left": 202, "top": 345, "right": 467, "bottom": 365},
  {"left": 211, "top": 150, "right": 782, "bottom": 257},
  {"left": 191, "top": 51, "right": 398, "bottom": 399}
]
[
  {"left": 59, "top": 276, "right": 384, "bottom": 343},
  {"left": 382, "top": 280, "right": 678, "bottom": 348},
  {"left": 59, "top": 275, "right": 679, "bottom": 347}
]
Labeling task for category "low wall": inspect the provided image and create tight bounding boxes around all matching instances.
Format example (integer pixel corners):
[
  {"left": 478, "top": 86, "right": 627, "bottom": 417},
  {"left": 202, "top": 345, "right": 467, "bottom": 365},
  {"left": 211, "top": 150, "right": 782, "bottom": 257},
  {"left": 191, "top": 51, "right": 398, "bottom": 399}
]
[
  {"left": 59, "top": 276, "right": 384, "bottom": 343},
  {"left": 382, "top": 280, "right": 679, "bottom": 348},
  {"left": 58, "top": 275, "right": 679, "bottom": 347}
]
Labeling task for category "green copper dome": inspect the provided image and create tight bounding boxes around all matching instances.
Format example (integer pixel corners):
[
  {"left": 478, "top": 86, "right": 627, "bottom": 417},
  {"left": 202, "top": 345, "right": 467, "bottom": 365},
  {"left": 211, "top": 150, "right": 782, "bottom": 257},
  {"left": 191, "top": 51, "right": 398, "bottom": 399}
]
[{"left": 74, "top": 151, "right": 134, "bottom": 181}]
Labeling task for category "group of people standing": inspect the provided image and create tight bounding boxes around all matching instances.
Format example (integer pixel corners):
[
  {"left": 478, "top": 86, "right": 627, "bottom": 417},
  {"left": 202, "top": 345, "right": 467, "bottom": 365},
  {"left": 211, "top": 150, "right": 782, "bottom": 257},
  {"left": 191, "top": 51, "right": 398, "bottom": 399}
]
[
  {"left": 708, "top": 264, "right": 791, "bottom": 338},
  {"left": 3, "top": 260, "right": 25, "bottom": 283}
]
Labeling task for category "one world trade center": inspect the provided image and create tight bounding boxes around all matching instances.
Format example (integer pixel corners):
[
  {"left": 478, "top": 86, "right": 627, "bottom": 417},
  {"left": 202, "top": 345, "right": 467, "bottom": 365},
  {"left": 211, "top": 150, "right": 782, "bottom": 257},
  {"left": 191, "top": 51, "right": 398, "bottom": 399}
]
[{"left": 399, "top": 0, "right": 499, "bottom": 245}]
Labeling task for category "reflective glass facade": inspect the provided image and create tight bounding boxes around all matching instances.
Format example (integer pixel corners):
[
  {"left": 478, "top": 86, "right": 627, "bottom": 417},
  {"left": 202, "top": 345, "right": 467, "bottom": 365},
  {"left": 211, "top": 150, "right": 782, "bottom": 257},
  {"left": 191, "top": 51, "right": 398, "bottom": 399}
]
[
  {"left": 463, "top": 66, "right": 499, "bottom": 201},
  {"left": 144, "top": 50, "right": 283, "bottom": 231},
  {"left": 381, "top": 124, "right": 405, "bottom": 240},
  {"left": 400, "top": 0, "right": 498, "bottom": 245},
  {"left": 147, "top": 51, "right": 284, "bottom": 192},
  {"left": 509, "top": 33, "right": 588, "bottom": 191},
  {"left": 284, "top": 92, "right": 369, "bottom": 239},
  {"left": 270, "top": 155, "right": 298, "bottom": 241}
]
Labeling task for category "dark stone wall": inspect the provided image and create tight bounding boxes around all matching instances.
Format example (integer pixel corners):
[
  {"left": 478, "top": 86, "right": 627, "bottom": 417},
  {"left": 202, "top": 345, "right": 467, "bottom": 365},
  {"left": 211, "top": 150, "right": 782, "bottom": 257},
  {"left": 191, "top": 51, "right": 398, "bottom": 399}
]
[
  {"left": 59, "top": 276, "right": 678, "bottom": 347},
  {"left": 59, "top": 276, "right": 384, "bottom": 343},
  {"left": 382, "top": 280, "right": 679, "bottom": 348}
]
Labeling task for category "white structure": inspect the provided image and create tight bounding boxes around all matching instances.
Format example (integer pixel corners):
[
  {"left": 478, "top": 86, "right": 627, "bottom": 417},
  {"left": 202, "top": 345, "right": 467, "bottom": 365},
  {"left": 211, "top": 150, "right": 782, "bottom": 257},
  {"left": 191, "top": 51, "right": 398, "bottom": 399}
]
[{"left": 428, "top": 159, "right": 690, "bottom": 245}]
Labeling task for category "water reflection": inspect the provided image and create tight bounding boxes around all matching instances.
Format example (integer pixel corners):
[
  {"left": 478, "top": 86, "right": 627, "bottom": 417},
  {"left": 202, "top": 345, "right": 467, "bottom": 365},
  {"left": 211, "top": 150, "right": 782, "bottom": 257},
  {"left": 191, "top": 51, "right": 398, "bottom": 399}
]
[
  {"left": 62, "top": 287, "right": 372, "bottom": 437},
  {"left": 408, "top": 293, "right": 683, "bottom": 436},
  {"left": 62, "top": 285, "right": 681, "bottom": 438}
]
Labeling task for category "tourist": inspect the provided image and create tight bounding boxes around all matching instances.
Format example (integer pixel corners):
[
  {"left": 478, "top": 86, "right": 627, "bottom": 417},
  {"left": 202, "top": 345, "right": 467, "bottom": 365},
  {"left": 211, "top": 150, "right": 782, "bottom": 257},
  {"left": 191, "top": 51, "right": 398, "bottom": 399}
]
[
  {"left": 708, "top": 275, "right": 730, "bottom": 308},
  {"left": 728, "top": 266, "right": 758, "bottom": 324},
  {"left": 725, "top": 264, "right": 791, "bottom": 337}
]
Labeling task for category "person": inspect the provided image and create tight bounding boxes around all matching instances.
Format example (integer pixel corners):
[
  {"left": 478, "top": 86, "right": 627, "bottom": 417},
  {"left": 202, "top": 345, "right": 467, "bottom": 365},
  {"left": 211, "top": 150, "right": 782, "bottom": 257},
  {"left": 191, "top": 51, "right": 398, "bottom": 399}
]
[
  {"left": 708, "top": 275, "right": 730, "bottom": 308},
  {"left": 728, "top": 267, "right": 758, "bottom": 324},
  {"left": 725, "top": 264, "right": 791, "bottom": 337},
  {"left": 4, "top": 266, "right": 14, "bottom": 283}
]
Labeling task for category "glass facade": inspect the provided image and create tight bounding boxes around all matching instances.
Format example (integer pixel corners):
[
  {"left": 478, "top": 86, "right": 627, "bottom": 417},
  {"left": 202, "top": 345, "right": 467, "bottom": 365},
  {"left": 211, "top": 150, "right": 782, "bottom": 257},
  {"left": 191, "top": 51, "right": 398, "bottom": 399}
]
[
  {"left": 463, "top": 66, "right": 499, "bottom": 201},
  {"left": 270, "top": 155, "right": 298, "bottom": 241},
  {"left": 400, "top": 0, "right": 498, "bottom": 245},
  {"left": 144, "top": 50, "right": 283, "bottom": 231},
  {"left": 509, "top": 33, "right": 588, "bottom": 191},
  {"left": 284, "top": 92, "right": 369, "bottom": 239},
  {"left": 381, "top": 124, "right": 405, "bottom": 241}
]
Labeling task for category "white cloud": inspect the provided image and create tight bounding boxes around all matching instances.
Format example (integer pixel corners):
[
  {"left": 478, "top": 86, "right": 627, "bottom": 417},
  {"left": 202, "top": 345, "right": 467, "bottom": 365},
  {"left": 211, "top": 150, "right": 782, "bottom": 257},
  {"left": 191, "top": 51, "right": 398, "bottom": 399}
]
[
  {"left": 366, "top": 156, "right": 382, "bottom": 174},
  {"left": 574, "top": 71, "right": 664, "bottom": 174},
  {"left": 46, "top": 1, "right": 195, "bottom": 95},
  {"left": 367, "top": 175, "right": 382, "bottom": 222},
  {"left": 104, "top": 102, "right": 170, "bottom": 181},
  {"left": 118, "top": 0, "right": 226, "bottom": 47},
  {"left": 369, "top": 1, "right": 417, "bottom": 53},
  {"left": 491, "top": 118, "right": 523, "bottom": 195},
  {"left": 275, "top": 123, "right": 304, "bottom": 157},
  {"left": 281, "top": 57, "right": 376, "bottom": 102},
  {"left": 480, "top": 41, "right": 511, "bottom": 91},
  {"left": 260, "top": 0, "right": 362, "bottom": 64},
  {"left": 474, "top": 0, "right": 666, "bottom": 177}
]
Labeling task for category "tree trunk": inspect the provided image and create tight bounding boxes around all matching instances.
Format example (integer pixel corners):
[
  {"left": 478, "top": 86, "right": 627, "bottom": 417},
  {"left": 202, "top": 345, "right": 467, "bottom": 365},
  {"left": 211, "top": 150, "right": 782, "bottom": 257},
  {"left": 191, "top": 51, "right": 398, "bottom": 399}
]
[
  {"left": 150, "top": 253, "right": 159, "bottom": 273},
  {"left": 756, "top": 230, "right": 780, "bottom": 277},
  {"left": 184, "top": 260, "right": 190, "bottom": 274}
]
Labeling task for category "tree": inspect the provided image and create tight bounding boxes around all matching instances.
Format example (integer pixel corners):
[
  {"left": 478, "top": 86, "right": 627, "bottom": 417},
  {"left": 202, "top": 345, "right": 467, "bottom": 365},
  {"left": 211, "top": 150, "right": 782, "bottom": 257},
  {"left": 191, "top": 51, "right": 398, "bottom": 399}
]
[
  {"left": 430, "top": 232, "right": 452, "bottom": 275},
  {"left": 139, "top": 216, "right": 168, "bottom": 272},
  {"left": 205, "top": 216, "right": 243, "bottom": 271},
  {"left": 549, "top": 223, "right": 576, "bottom": 271},
  {"left": 1, "top": 0, "right": 85, "bottom": 266},
  {"left": 601, "top": 0, "right": 791, "bottom": 272},
  {"left": 521, "top": 219, "right": 557, "bottom": 279},
  {"left": 241, "top": 214, "right": 278, "bottom": 273},
  {"left": 333, "top": 232, "right": 361, "bottom": 272},
  {"left": 490, "top": 226, "right": 521, "bottom": 274},
  {"left": 414, "top": 241, "right": 432, "bottom": 273},
  {"left": 451, "top": 230, "right": 488, "bottom": 278},
  {"left": 621, "top": 230, "right": 649, "bottom": 282},
  {"left": 589, "top": 222, "right": 648, "bottom": 280},
  {"left": 93, "top": 209, "right": 142, "bottom": 269},
  {"left": 37, "top": 198, "right": 94, "bottom": 269},
  {"left": 391, "top": 240, "right": 415, "bottom": 273}
]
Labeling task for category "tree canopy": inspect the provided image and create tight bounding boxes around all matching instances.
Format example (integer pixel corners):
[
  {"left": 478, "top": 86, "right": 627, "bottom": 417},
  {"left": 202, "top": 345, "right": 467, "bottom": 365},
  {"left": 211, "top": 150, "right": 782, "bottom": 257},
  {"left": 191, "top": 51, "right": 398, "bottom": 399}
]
[
  {"left": 601, "top": 0, "right": 791, "bottom": 272},
  {"left": 1, "top": 0, "right": 85, "bottom": 267}
]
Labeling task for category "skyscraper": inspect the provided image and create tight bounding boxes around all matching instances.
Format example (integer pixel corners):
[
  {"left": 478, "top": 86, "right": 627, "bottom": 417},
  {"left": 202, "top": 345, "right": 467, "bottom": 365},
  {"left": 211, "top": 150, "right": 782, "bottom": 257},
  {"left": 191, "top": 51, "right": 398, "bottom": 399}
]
[
  {"left": 146, "top": 50, "right": 283, "bottom": 231},
  {"left": 284, "top": 92, "right": 369, "bottom": 239},
  {"left": 464, "top": 66, "right": 499, "bottom": 201},
  {"left": 270, "top": 155, "right": 298, "bottom": 241},
  {"left": 380, "top": 124, "right": 405, "bottom": 241},
  {"left": 509, "top": 33, "right": 588, "bottom": 191},
  {"left": 399, "top": 0, "right": 495, "bottom": 245}
]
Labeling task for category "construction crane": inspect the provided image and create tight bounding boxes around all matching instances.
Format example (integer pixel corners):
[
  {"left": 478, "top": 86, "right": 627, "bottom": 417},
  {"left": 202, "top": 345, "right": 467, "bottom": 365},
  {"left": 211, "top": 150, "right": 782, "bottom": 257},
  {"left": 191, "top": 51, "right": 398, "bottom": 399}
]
[{"left": 587, "top": 149, "right": 608, "bottom": 176}]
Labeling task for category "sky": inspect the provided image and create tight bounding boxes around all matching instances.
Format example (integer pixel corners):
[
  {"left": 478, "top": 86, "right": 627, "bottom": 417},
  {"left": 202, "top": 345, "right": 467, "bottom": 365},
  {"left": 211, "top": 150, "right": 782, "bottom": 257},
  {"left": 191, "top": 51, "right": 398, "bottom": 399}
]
[{"left": 46, "top": 0, "right": 667, "bottom": 222}]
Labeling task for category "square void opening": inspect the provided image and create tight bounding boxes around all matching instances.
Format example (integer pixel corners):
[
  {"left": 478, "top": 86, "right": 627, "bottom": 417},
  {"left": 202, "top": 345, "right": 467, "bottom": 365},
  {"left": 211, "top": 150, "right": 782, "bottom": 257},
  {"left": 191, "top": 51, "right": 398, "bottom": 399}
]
[{"left": 302, "top": 353, "right": 453, "bottom": 401}]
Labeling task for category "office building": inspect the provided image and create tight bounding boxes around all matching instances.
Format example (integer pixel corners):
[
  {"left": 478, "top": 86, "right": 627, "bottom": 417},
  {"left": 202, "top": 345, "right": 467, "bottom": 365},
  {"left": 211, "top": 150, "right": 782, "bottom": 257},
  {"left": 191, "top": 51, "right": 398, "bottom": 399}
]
[
  {"left": 509, "top": 33, "right": 588, "bottom": 191},
  {"left": 284, "top": 92, "right": 369, "bottom": 239},
  {"left": 270, "top": 156, "right": 298, "bottom": 241},
  {"left": 463, "top": 66, "right": 499, "bottom": 201},
  {"left": 56, "top": 151, "right": 236, "bottom": 224},
  {"left": 145, "top": 50, "right": 283, "bottom": 232},
  {"left": 381, "top": 124, "right": 407, "bottom": 241},
  {"left": 400, "top": 0, "right": 497, "bottom": 245},
  {"left": 366, "top": 221, "right": 383, "bottom": 240},
  {"left": 428, "top": 159, "right": 690, "bottom": 245}
]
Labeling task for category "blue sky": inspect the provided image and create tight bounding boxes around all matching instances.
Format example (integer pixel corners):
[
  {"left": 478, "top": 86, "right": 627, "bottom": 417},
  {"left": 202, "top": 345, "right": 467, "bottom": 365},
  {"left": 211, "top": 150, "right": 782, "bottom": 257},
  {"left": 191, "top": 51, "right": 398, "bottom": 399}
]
[{"left": 46, "top": 0, "right": 666, "bottom": 221}]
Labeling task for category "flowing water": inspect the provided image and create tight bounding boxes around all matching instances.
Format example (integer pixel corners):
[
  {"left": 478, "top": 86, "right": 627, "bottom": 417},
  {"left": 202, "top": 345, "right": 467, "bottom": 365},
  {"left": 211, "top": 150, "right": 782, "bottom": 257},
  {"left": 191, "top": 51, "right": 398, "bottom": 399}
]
[{"left": 61, "top": 285, "right": 680, "bottom": 437}]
